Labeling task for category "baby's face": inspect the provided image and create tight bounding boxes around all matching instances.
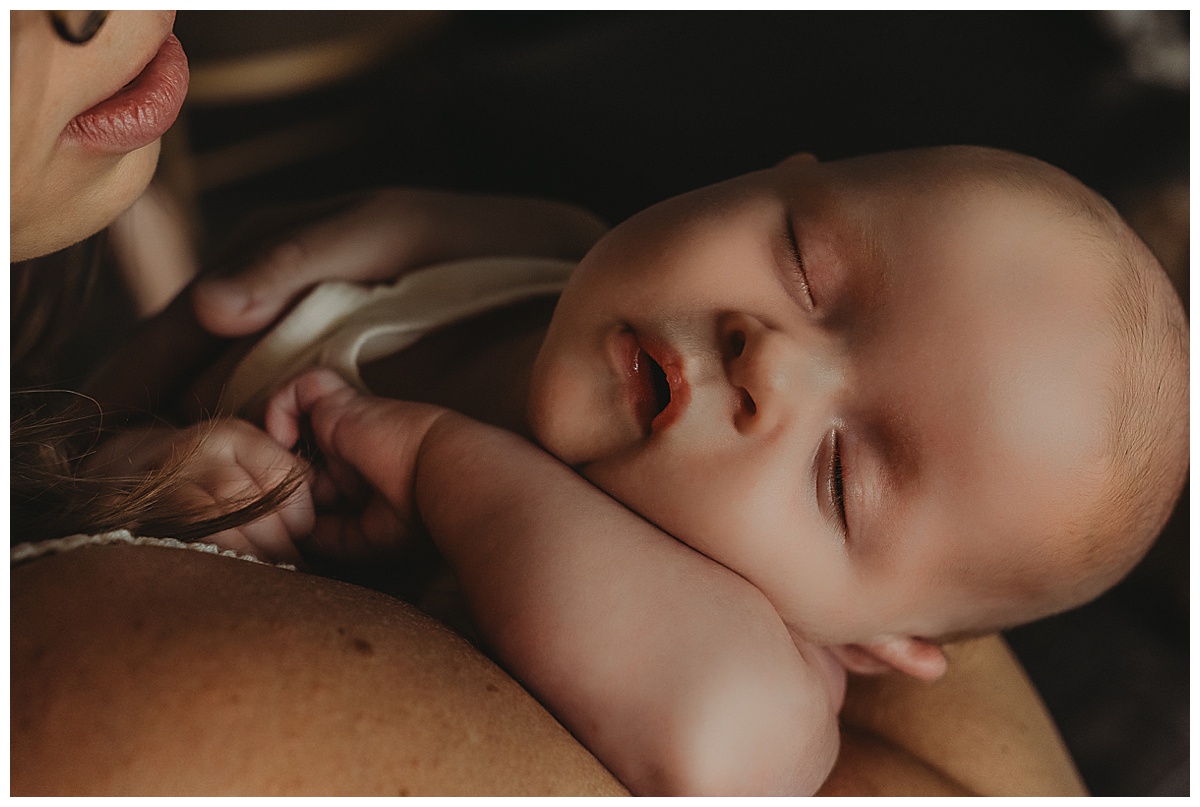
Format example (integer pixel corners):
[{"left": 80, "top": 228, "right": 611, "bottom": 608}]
[{"left": 528, "top": 150, "right": 1119, "bottom": 645}]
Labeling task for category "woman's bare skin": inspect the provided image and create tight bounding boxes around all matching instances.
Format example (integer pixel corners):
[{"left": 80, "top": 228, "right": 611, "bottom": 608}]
[
  {"left": 12, "top": 543, "right": 1084, "bottom": 796},
  {"left": 11, "top": 544, "right": 625, "bottom": 796}
]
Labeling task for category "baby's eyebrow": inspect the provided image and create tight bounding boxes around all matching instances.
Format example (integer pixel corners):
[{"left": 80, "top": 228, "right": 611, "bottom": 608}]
[
  {"left": 839, "top": 209, "right": 893, "bottom": 308},
  {"left": 799, "top": 206, "right": 890, "bottom": 334},
  {"left": 863, "top": 404, "right": 922, "bottom": 492}
]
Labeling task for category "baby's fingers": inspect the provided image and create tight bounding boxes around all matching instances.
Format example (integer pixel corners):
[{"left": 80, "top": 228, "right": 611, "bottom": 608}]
[
  {"left": 208, "top": 510, "right": 305, "bottom": 566},
  {"left": 310, "top": 451, "right": 371, "bottom": 509},
  {"left": 265, "top": 368, "right": 355, "bottom": 449},
  {"left": 307, "top": 494, "right": 412, "bottom": 562},
  {"left": 179, "top": 472, "right": 311, "bottom": 566},
  {"left": 217, "top": 421, "right": 317, "bottom": 558}
]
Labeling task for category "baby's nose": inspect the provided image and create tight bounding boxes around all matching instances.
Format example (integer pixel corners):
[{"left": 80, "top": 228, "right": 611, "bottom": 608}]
[{"left": 721, "top": 313, "right": 807, "bottom": 436}]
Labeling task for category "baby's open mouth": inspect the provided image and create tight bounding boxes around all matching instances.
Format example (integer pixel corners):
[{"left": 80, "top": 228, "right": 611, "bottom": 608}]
[
  {"left": 615, "top": 327, "right": 690, "bottom": 436},
  {"left": 628, "top": 344, "right": 666, "bottom": 434},
  {"left": 643, "top": 349, "right": 671, "bottom": 419}
]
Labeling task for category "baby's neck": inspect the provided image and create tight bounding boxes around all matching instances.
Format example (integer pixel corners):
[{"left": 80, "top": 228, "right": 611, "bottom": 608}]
[{"left": 357, "top": 295, "right": 556, "bottom": 438}]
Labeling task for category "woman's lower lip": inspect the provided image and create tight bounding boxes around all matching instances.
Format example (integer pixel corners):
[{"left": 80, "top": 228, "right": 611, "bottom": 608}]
[{"left": 62, "top": 33, "right": 189, "bottom": 154}]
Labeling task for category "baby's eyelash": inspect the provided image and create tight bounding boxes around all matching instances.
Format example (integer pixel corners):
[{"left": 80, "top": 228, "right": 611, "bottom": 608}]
[
  {"left": 829, "top": 431, "right": 847, "bottom": 533},
  {"left": 780, "top": 219, "right": 814, "bottom": 309}
]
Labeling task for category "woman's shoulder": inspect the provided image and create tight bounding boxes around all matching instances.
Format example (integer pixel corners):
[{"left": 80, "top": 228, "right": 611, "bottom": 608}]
[{"left": 11, "top": 541, "right": 626, "bottom": 796}]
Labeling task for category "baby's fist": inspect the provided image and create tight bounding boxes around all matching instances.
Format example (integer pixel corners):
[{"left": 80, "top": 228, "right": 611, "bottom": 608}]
[{"left": 265, "top": 369, "right": 450, "bottom": 562}]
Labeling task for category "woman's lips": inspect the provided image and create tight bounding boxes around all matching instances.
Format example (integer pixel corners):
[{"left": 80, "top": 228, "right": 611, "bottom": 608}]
[
  {"left": 63, "top": 33, "right": 189, "bottom": 154},
  {"left": 614, "top": 328, "right": 690, "bottom": 436}
]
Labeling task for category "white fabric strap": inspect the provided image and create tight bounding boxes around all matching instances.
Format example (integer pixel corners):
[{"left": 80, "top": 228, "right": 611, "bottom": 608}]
[{"left": 219, "top": 256, "right": 574, "bottom": 418}]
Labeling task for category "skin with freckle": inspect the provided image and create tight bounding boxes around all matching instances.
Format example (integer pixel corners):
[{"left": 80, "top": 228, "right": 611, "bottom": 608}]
[{"left": 11, "top": 545, "right": 628, "bottom": 796}]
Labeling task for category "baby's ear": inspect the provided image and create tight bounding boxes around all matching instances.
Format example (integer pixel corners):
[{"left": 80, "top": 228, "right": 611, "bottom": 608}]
[
  {"left": 778, "top": 151, "right": 819, "bottom": 167},
  {"left": 829, "top": 636, "right": 948, "bottom": 682}
]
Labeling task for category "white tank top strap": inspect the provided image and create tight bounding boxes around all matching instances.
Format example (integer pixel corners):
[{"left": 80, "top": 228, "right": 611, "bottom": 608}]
[{"left": 219, "top": 256, "right": 575, "bottom": 418}]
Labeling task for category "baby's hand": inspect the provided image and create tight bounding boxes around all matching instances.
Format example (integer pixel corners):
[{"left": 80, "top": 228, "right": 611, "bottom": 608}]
[
  {"left": 83, "top": 419, "right": 314, "bottom": 564},
  {"left": 264, "top": 368, "right": 450, "bottom": 563}
]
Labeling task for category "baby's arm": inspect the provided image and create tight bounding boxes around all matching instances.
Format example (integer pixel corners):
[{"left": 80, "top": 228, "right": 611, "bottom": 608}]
[{"left": 267, "top": 370, "right": 843, "bottom": 796}]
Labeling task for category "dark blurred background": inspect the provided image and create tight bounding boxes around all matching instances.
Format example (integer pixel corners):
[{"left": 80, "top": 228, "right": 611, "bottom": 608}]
[{"left": 148, "top": 11, "right": 1191, "bottom": 796}]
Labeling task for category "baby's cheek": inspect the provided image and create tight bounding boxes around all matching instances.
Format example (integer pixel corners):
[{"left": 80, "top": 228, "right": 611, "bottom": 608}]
[
  {"left": 811, "top": 645, "right": 848, "bottom": 713},
  {"left": 526, "top": 349, "right": 586, "bottom": 458}
]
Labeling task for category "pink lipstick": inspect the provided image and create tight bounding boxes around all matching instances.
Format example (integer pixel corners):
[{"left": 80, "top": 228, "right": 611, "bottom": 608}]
[{"left": 63, "top": 33, "right": 189, "bottom": 154}]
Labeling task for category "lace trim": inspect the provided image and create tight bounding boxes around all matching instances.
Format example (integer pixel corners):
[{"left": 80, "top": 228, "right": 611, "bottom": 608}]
[{"left": 11, "top": 529, "right": 296, "bottom": 570}]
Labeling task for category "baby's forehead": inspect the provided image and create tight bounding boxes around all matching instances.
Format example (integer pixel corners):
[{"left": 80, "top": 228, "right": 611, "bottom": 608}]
[
  {"left": 821, "top": 145, "right": 1098, "bottom": 203},
  {"left": 884, "top": 407, "right": 1117, "bottom": 632},
  {"left": 787, "top": 150, "right": 1111, "bottom": 267},
  {"left": 827, "top": 161, "right": 1120, "bottom": 356},
  {"left": 811, "top": 148, "right": 1117, "bottom": 249},
  {"left": 906, "top": 216, "right": 1116, "bottom": 470},
  {"left": 843, "top": 188, "right": 1123, "bottom": 568}
]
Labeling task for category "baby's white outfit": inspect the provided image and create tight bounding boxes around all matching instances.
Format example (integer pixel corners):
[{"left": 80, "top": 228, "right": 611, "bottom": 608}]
[{"left": 219, "top": 256, "right": 575, "bottom": 419}]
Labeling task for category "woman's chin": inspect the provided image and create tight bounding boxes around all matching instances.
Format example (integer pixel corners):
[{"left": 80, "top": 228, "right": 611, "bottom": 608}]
[{"left": 12, "top": 139, "right": 161, "bottom": 262}]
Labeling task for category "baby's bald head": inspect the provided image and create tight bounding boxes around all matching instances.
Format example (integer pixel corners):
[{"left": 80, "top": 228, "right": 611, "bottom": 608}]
[{"left": 950, "top": 147, "right": 1189, "bottom": 627}]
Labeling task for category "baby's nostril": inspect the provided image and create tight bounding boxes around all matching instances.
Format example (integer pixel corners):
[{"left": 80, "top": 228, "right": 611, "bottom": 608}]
[
  {"left": 728, "top": 331, "right": 746, "bottom": 359},
  {"left": 741, "top": 389, "right": 757, "bottom": 415}
]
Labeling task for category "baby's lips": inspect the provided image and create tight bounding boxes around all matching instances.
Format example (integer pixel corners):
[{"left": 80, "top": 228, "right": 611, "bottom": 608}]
[
  {"left": 616, "top": 330, "right": 659, "bottom": 435},
  {"left": 637, "top": 333, "right": 690, "bottom": 435}
]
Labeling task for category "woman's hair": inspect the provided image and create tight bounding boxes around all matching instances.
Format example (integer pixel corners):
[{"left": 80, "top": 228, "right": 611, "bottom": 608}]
[
  {"left": 12, "top": 236, "right": 109, "bottom": 388},
  {"left": 12, "top": 238, "right": 304, "bottom": 546},
  {"left": 12, "top": 395, "right": 306, "bottom": 544}
]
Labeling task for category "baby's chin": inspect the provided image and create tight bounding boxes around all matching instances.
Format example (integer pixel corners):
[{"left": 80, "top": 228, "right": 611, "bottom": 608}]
[
  {"left": 527, "top": 369, "right": 642, "bottom": 471},
  {"left": 807, "top": 644, "right": 847, "bottom": 712}
]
